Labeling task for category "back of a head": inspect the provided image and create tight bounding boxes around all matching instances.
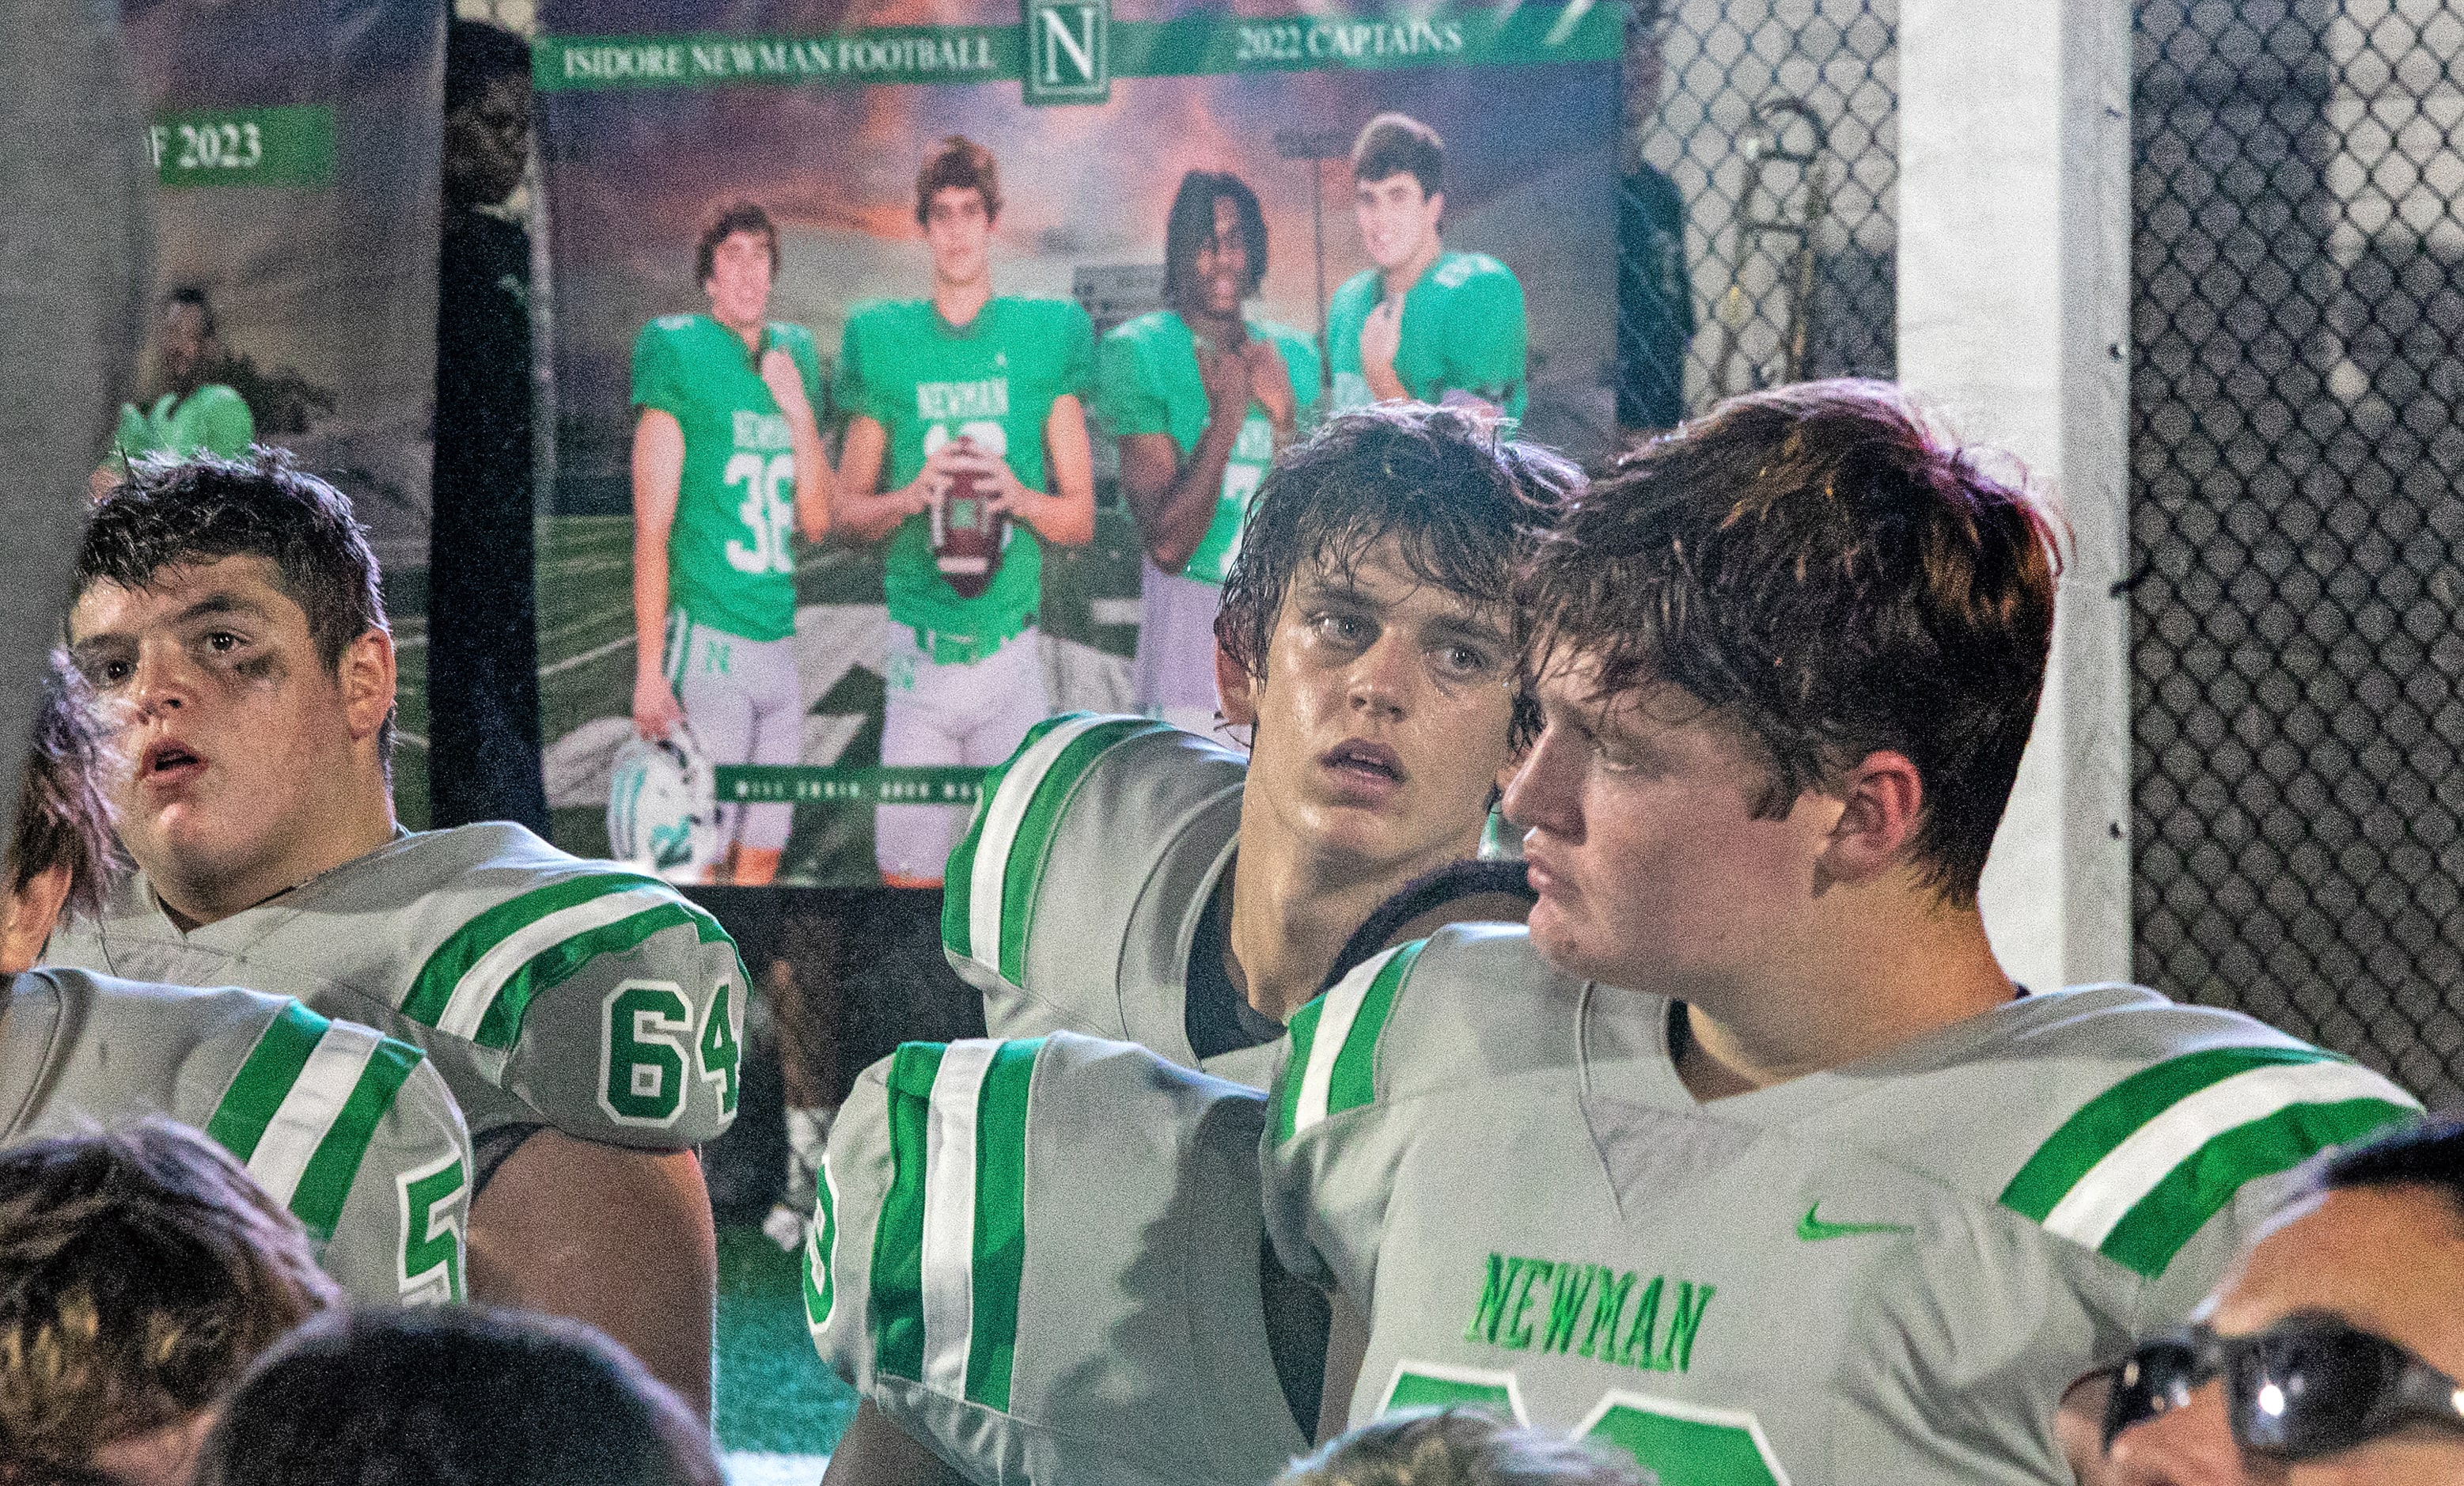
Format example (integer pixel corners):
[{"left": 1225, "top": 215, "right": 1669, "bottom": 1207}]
[
  {"left": 0, "top": 1122, "right": 336, "bottom": 1476},
  {"left": 9, "top": 652, "right": 118, "bottom": 916},
  {"left": 1522, "top": 379, "right": 2063, "bottom": 906},
  {"left": 1215, "top": 404, "right": 1581, "bottom": 705},
  {"left": 1281, "top": 1408, "right": 1653, "bottom": 1486},
  {"left": 193, "top": 1307, "right": 722, "bottom": 1486}
]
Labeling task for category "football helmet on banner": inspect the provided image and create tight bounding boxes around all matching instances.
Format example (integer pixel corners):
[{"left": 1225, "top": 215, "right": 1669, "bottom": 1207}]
[{"left": 606, "top": 726, "right": 719, "bottom": 877}]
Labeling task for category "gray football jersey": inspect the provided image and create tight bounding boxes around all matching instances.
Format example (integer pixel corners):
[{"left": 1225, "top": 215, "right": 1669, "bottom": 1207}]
[
  {"left": 0, "top": 968, "right": 472, "bottom": 1305},
  {"left": 46, "top": 823, "right": 745, "bottom": 1151},
  {"left": 1264, "top": 926, "right": 2422, "bottom": 1486},
  {"left": 807, "top": 1029, "right": 1310, "bottom": 1486},
  {"left": 942, "top": 714, "right": 1268, "bottom": 1086}
]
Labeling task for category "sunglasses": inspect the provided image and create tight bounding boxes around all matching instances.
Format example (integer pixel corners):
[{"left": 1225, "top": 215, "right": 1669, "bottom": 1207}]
[{"left": 2102, "top": 1314, "right": 2464, "bottom": 1461}]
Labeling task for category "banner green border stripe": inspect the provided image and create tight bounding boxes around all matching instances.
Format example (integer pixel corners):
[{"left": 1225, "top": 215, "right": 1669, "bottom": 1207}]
[
  {"left": 286, "top": 1037, "right": 426, "bottom": 1241},
  {"left": 205, "top": 1001, "right": 332, "bottom": 1162},
  {"left": 997, "top": 718, "right": 1168, "bottom": 986},
  {"left": 2098, "top": 1096, "right": 2417, "bottom": 1276},
  {"left": 1326, "top": 938, "right": 1423, "bottom": 1119},
  {"left": 1275, "top": 995, "right": 1327, "bottom": 1145},
  {"left": 2000, "top": 1046, "right": 2337, "bottom": 1221},
  {"left": 942, "top": 714, "right": 1078, "bottom": 962},
  {"left": 533, "top": 2, "right": 1616, "bottom": 93},
  {"left": 871, "top": 1042, "right": 946, "bottom": 1380},
  {"left": 402, "top": 873, "right": 670, "bottom": 1026},
  {"left": 965, "top": 1038, "right": 1041, "bottom": 1409}
]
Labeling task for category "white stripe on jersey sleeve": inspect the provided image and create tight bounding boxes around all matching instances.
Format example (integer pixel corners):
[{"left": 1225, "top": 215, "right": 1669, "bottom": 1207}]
[
  {"left": 246, "top": 1021, "right": 384, "bottom": 1207},
  {"left": 1291, "top": 952, "right": 1393, "bottom": 1139},
  {"left": 919, "top": 1040, "right": 1000, "bottom": 1397},
  {"left": 2041, "top": 1060, "right": 2404, "bottom": 1249},
  {"left": 966, "top": 715, "right": 1115, "bottom": 970},
  {"left": 434, "top": 884, "right": 678, "bottom": 1041}
]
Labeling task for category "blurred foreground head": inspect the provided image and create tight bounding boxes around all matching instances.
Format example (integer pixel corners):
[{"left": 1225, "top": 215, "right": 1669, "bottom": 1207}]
[
  {"left": 0, "top": 1121, "right": 337, "bottom": 1486},
  {"left": 192, "top": 1306, "right": 722, "bottom": 1486},
  {"left": 1281, "top": 1407, "right": 1654, "bottom": 1486}
]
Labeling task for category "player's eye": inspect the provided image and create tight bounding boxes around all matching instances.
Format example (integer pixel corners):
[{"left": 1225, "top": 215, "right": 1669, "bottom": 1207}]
[
  {"left": 1431, "top": 642, "right": 1496, "bottom": 680},
  {"left": 204, "top": 631, "right": 244, "bottom": 653},
  {"left": 1312, "top": 611, "right": 1370, "bottom": 646},
  {"left": 94, "top": 658, "right": 135, "bottom": 687}
]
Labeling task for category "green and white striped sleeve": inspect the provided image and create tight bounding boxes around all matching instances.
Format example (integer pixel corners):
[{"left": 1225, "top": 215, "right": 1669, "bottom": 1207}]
[
  {"left": 203, "top": 999, "right": 472, "bottom": 1306},
  {"left": 392, "top": 870, "right": 749, "bottom": 1148},
  {"left": 940, "top": 713, "right": 1175, "bottom": 998},
  {"left": 2000, "top": 1042, "right": 2419, "bottom": 1316}
]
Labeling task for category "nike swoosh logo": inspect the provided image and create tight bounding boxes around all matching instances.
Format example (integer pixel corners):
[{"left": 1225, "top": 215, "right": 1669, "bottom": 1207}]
[{"left": 1796, "top": 1203, "right": 1916, "bottom": 1241}]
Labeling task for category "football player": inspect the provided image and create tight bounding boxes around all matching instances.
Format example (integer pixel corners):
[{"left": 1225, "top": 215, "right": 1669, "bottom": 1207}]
[
  {"left": 1327, "top": 114, "right": 1528, "bottom": 420},
  {"left": 2, "top": 654, "right": 471, "bottom": 1307},
  {"left": 831, "top": 135, "right": 1097, "bottom": 889},
  {"left": 49, "top": 453, "right": 742, "bottom": 1416},
  {"left": 808, "top": 406, "right": 1578, "bottom": 1486},
  {"left": 947, "top": 404, "right": 1578, "bottom": 1087},
  {"left": 630, "top": 199, "right": 831, "bottom": 887},
  {"left": 1263, "top": 381, "right": 2420, "bottom": 1484},
  {"left": 1101, "top": 169, "right": 1320, "bottom": 734}
]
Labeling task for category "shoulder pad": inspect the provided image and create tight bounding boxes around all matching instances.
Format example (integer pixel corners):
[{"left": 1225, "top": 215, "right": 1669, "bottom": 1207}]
[
  {"left": 810, "top": 1031, "right": 1307, "bottom": 1486},
  {"left": 945, "top": 716, "right": 1243, "bottom": 1059},
  {"left": 650, "top": 313, "right": 696, "bottom": 333},
  {"left": 1973, "top": 989, "right": 2418, "bottom": 1279}
]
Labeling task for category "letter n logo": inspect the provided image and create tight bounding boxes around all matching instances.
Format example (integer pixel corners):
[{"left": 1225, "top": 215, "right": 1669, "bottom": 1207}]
[{"left": 1025, "top": 0, "right": 1109, "bottom": 104}]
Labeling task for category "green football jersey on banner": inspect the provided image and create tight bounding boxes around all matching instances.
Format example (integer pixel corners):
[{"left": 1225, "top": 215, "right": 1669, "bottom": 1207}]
[
  {"left": 111, "top": 384, "right": 254, "bottom": 468},
  {"left": 1328, "top": 252, "right": 1528, "bottom": 420},
  {"left": 1095, "top": 311, "right": 1321, "bottom": 586},
  {"left": 806, "top": 1030, "right": 1310, "bottom": 1486},
  {"left": 836, "top": 297, "right": 1095, "bottom": 645},
  {"left": 940, "top": 714, "right": 1272, "bottom": 1087},
  {"left": 1264, "top": 926, "right": 2420, "bottom": 1486},
  {"left": 0, "top": 968, "right": 471, "bottom": 1306},
  {"left": 631, "top": 313, "right": 827, "bottom": 643},
  {"left": 46, "top": 823, "right": 745, "bottom": 1154}
]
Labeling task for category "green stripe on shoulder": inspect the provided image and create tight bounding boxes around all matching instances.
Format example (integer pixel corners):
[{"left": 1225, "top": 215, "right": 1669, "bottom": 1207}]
[
  {"left": 965, "top": 1037, "right": 1041, "bottom": 1411},
  {"left": 870, "top": 1041, "right": 946, "bottom": 1381},
  {"left": 205, "top": 1000, "right": 332, "bottom": 1162},
  {"left": 1274, "top": 995, "right": 1328, "bottom": 1146},
  {"left": 1325, "top": 938, "right": 1425, "bottom": 1120},
  {"left": 995, "top": 718, "right": 1171, "bottom": 987},
  {"left": 941, "top": 712, "right": 1086, "bottom": 961},
  {"left": 2000, "top": 1045, "right": 2338, "bottom": 1221},
  {"left": 2099, "top": 1095, "right": 2417, "bottom": 1277},
  {"left": 400, "top": 871, "right": 682, "bottom": 1027},
  {"left": 471, "top": 897, "right": 730, "bottom": 1051},
  {"left": 286, "top": 1036, "right": 427, "bottom": 1242}
]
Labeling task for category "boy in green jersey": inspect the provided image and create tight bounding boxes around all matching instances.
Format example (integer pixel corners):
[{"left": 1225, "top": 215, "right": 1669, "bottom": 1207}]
[
  {"left": 1328, "top": 113, "right": 1528, "bottom": 420},
  {"left": 630, "top": 200, "right": 832, "bottom": 886},
  {"left": 832, "top": 136, "right": 1096, "bottom": 887},
  {"left": 93, "top": 288, "right": 255, "bottom": 498},
  {"left": 1100, "top": 170, "right": 1320, "bottom": 732}
]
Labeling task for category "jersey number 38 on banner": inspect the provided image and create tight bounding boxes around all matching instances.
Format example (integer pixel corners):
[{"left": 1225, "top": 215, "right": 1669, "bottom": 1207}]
[{"left": 724, "top": 451, "right": 797, "bottom": 574}]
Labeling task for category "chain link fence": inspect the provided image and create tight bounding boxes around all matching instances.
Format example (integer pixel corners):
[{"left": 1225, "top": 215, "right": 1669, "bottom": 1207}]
[
  {"left": 1628, "top": 0, "right": 1897, "bottom": 435},
  {"left": 2133, "top": 0, "right": 2464, "bottom": 1104}
]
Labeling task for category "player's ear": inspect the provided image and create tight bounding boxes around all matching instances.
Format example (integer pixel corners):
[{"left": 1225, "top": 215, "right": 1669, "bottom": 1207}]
[
  {"left": 1817, "top": 749, "right": 1924, "bottom": 886},
  {"left": 1215, "top": 640, "right": 1259, "bottom": 731},
  {"left": 339, "top": 627, "right": 398, "bottom": 746},
  {"left": 0, "top": 863, "right": 72, "bottom": 976}
]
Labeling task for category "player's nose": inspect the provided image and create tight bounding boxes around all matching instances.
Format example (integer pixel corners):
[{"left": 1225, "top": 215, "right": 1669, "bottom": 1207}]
[
  {"left": 1500, "top": 722, "right": 1582, "bottom": 840},
  {"left": 1344, "top": 631, "right": 1413, "bottom": 722}
]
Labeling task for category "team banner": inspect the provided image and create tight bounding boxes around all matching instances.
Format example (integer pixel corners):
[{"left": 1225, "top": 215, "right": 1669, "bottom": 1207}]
[
  {"left": 534, "top": 0, "right": 1617, "bottom": 888},
  {"left": 119, "top": 0, "right": 446, "bottom": 824}
]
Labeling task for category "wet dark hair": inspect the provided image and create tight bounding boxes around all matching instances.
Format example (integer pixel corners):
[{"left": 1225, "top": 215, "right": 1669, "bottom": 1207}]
[
  {"left": 1215, "top": 404, "right": 1581, "bottom": 746},
  {"left": 1162, "top": 170, "right": 1268, "bottom": 305},
  {"left": 192, "top": 1307, "right": 722, "bottom": 1486},
  {"left": 76, "top": 449, "right": 396, "bottom": 776},
  {"left": 914, "top": 135, "right": 1003, "bottom": 226},
  {"left": 445, "top": 18, "right": 531, "bottom": 114},
  {"left": 2317, "top": 1114, "right": 2462, "bottom": 1220},
  {"left": 1521, "top": 379, "right": 2063, "bottom": 906},
  {"left": 694, "top": 199, "right": 780, "bottom": 285},
  {"left": 9, "top": 654, "right": 119, "bottom": 915},
  {"left": 1351, "top": 112, "right": 1444, "bottom": 198}
]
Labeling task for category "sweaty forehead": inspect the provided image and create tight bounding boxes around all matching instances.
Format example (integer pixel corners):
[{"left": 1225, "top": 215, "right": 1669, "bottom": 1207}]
[
  {"left": 70, "top": 553, "right": 301, "bottom": 639},
  {"left": 2216, "top": 1186, "right": 2464, "bottom": 1371},
  {"left": 1293, "top": 538, "right": 1501, "bottom": 627}
]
